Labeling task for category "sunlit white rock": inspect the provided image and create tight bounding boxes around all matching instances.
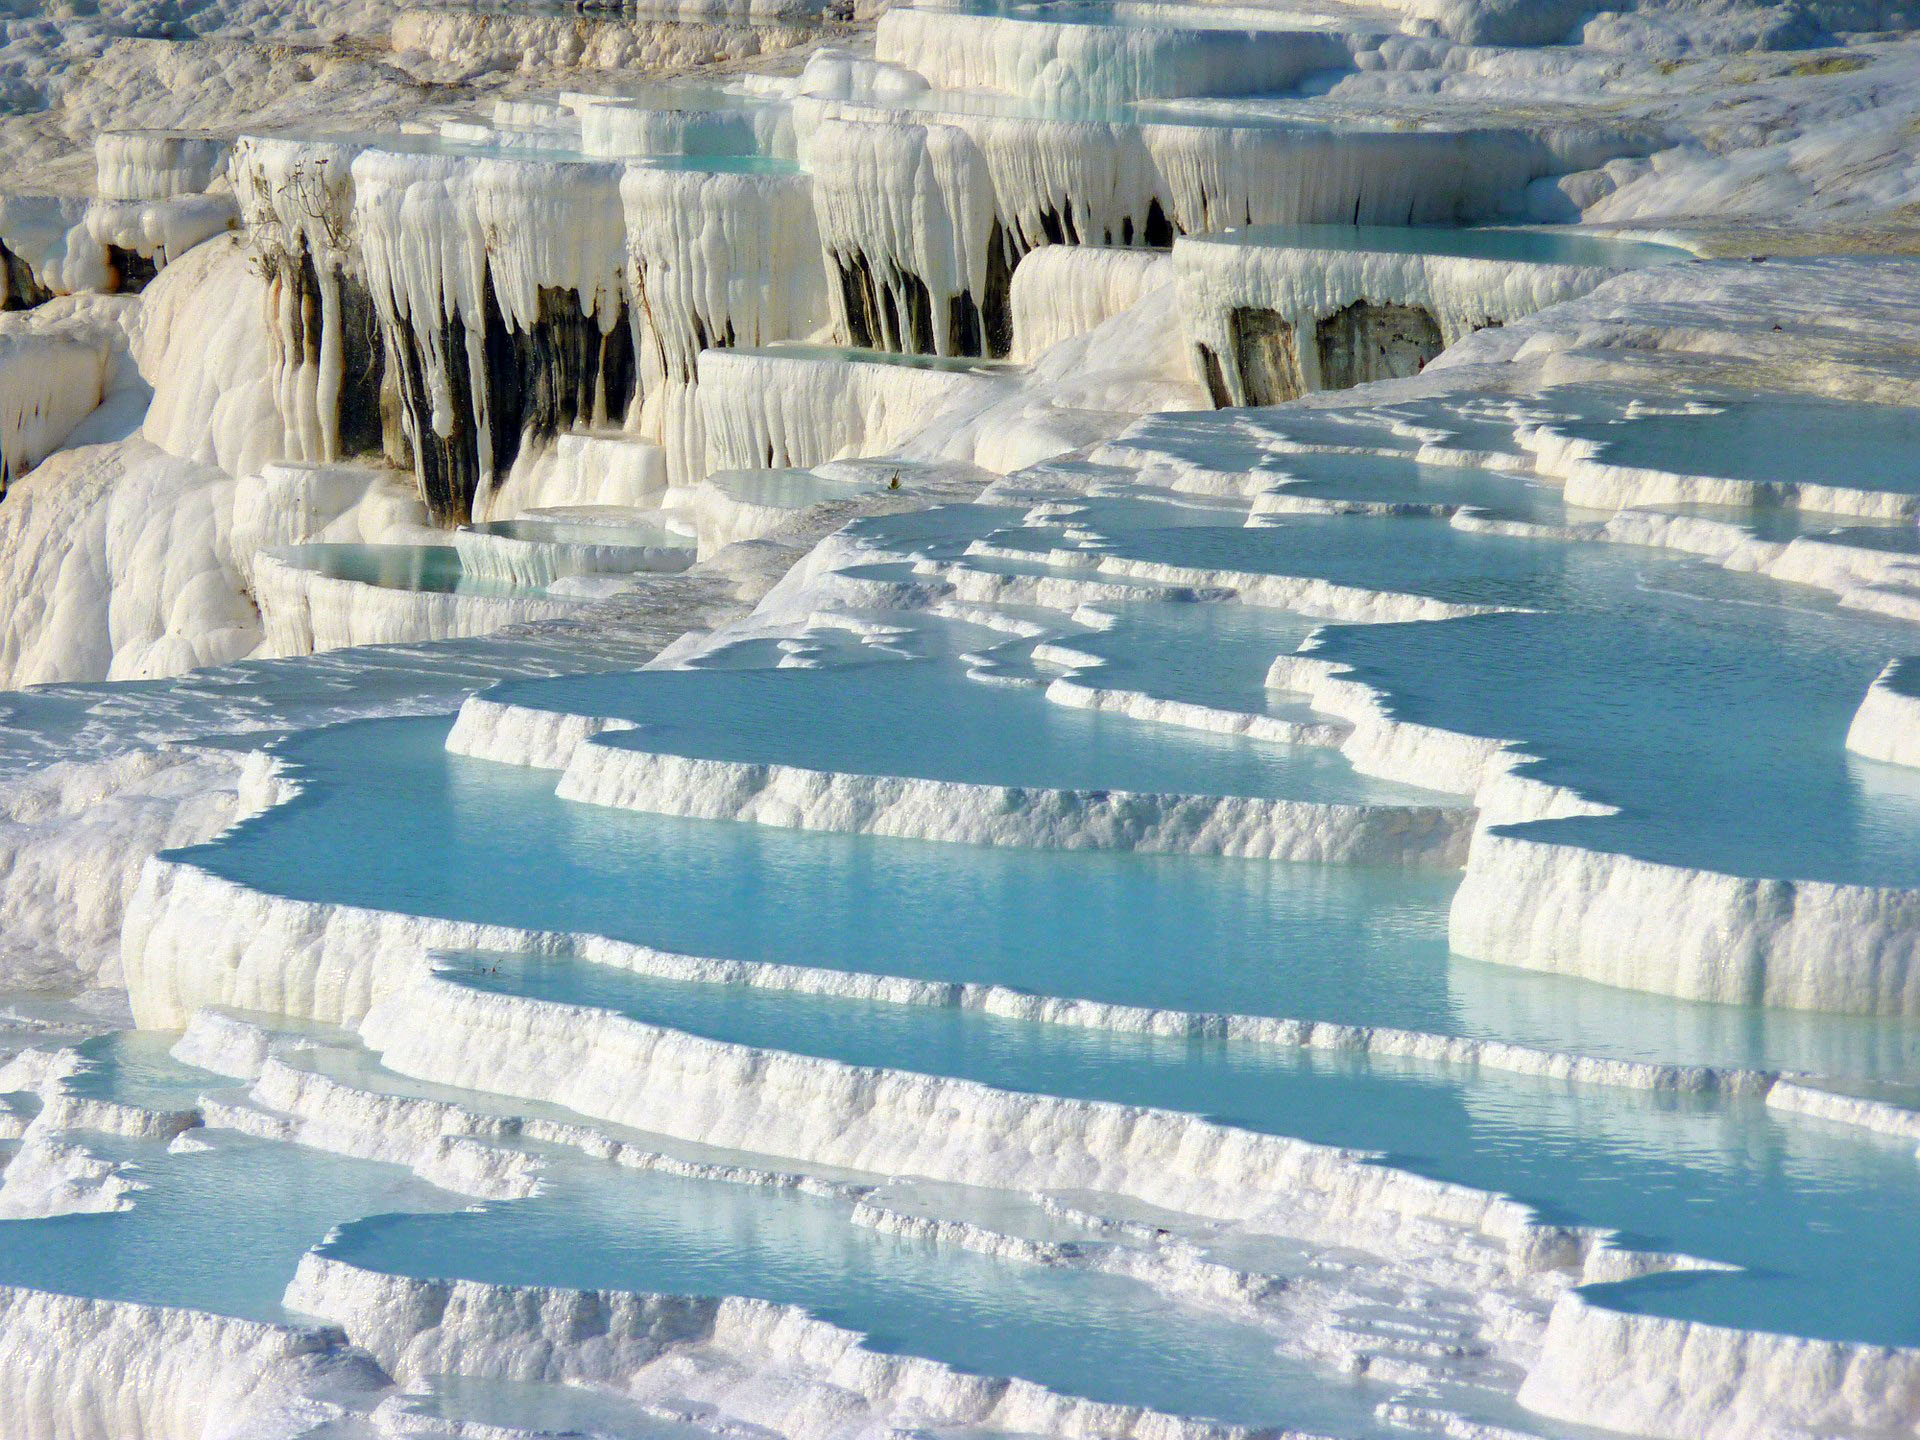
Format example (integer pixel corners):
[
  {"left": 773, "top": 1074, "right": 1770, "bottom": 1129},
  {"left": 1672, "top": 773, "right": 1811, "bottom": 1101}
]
[
  {"left": 252, "top": 549, "right": 584, "bottom": 657},
  {"left": 0, "top": 334, "right": 112, "bottom": 487},
  {"left": 552, "top": 738, "right": 1474, "bottom": 865},
  {"left": 1847, "top": 659, "right": 1920, "bottom": 770},
  {"left": 698, "top": 346, "right": 1010, "bottom": 473},
  {"left": 1010, "top": 245, "right": 1174, "bottom": 362},
  {"left": 94, "top": 131, "right": 231, "bottom": 203}
]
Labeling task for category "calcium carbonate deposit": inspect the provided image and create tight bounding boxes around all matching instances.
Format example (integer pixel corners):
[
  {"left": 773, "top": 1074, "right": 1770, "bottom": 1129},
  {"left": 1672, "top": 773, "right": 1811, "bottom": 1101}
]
[{"left": 6, "top": 0, "right": 1920, "bottom": 1437}]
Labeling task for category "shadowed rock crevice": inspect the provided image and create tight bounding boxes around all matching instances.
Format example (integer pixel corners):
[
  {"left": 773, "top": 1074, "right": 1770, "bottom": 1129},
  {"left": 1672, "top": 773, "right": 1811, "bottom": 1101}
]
[
  {"left": 0, "top": 241, "right": 51, "bottom": 311},
  {"left": 105, "top": 247, "right": 159, "bottom": 294},
  {"left": 382, "top": 280, "right": 637, "bottom": 525},
  {"left": 1314, "top": 300, "right": 1444, "bottom": 390},
  {"left": 1229, "top": 306, "right": 1303, "bottom": 406}
]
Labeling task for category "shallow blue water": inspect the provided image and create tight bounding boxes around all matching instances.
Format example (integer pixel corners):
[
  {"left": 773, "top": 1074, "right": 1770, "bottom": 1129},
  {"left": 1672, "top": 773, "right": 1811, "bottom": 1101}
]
[
  {"left": 319, "top": 1148, "right": 1400, "bottom": 1434},
  {"left": 1258, "top": 452, "right": 1577, "bottom": 523},
  {"left": 990, "top": 506, "right": 1920, "bottom": 886},
  {"left": 0, "top": 1124, "right": 457, "bottom": 1322},
  {"left": 840, "top": 501, "right": 1028, "bottom": 559},
  {"left": 1798, "top": 523, "right": 1920, "bottom": 553},
  {"left": 0, "top": 1039, "right": 1410, "bottom": 1432},
  {"left": 0, "top": 1042, "right": 1398, "bottom": 1433},
  {"left": 1547, "top": 391, "right": 1920, "bottom": 496},
  {"left": 62, "top": 1031, "right": 239, "bottom": 1111},
  {"left": 1643, "top": 503, "right": 1918, "bottom": 546},
  {"left": 1099, "top": 400, "right": 1533, "bottom": 482},
  {"left": 275, "top": 543, "right": 535, "bottom": 598},
  {"left": 476, "top": 650, "right": 1457, "bottom": 806},
  {"left": 386, "top": 1377, "right": 716, "bottom": 1439},
  {"left": 1191, "top": 225, "right": 1693, "bottom": 269},
  {"left": 118, "top": 453, "right": 1920, "bottom": 1385},
  {"left": 1038, "top": 600, "right": 1326, "bottom": 715},
  {"left": 707, "top": 467, "right": 874, "bottom": 508},
  {"left": 443, "top": 956, "right": 1920, "bottom": 1347},
  {"left": 1319, "top": 604, "right": 1920, "bottom": 886},
  {"left": 179, "top": 713, "right": 1462, "bottom": 1027},
  {"left": 173, "top": 715, "right": 1920, "bottom": 1078},
  {"left": 467, "top": 516, "right": 692, "bottom": 549}
]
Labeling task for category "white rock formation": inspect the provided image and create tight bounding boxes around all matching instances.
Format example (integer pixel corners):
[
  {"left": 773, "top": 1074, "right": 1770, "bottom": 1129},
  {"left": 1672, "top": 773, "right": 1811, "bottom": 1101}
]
[
  {"left": 252, "top": 550, "right": 585, "bottom": 657},
  {"left": 0, "top": 333, "right": 112, "bottom": 487},
  {"left": 0, "top": 437, "right": 258, "bottom": 687},
  {"left": 1009, "top": 245, "right": 1175, "bottom": 363},
  {"left": 1847, "top": 659, "right": 1920, "bottom": 769},
  {"left": 0, "top": 1285, "right": 385, "bottom": 1440},
  {"left": 545, "top": 734, "right": 1473, "bottom": 864},
  {"left": 136, "top": 233, "right": 296, "bottom": 482}
]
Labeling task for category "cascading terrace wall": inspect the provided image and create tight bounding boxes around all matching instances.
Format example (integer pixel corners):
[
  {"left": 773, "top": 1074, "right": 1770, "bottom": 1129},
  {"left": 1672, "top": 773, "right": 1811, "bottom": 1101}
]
[
  {"left": 232, "top": 140, "right": 833, "bottom": 520},
  {"left": 224, "top": 63, "right": 1658, "bottom": 521},
  {"left": 793, "top": 95, "right": 1656, "bottom": 362},
  {"left": 230, "top": 137, "right": 394, "bottom": 471},
  {"left": 351, "top": 151, "right": 636, "bottom": 527}
]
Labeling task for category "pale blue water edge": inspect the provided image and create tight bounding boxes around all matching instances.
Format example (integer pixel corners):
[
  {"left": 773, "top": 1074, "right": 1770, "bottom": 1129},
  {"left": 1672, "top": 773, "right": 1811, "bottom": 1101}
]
[
  {"left": 0, "top": 1125, "right": 1393, "bottom": 1433},
  {"left": 0, "top": 1039, "right": 1420, "bottom": 1436},
  {"left": 0, "top": 1125, "right": 458, "bottom": 1321},
  {"left": 274, "top": 543, "right": 535, "bottom": 599},
  {"left": 439, "top": 955, "right": 1920, "bottom": 1348},
  {"left": 172, "top": 715, "right": 1920, "bottom": 1079},
  {"left": 86, "top": 445, "right": 1920, "bottom": 1383},
  {"left": 175, "top": 714, "right": 1468, "bottom": 1031},
  {"left": 976, "top": 503, "right": 1920, "bottom": 888},
  {"left": 318, "top": 1149, "right": 1405, "bottom": 1435},
  {"left": 383, "top": 1377, "right": 715, "bottom": 1439},
  {"left": 1548, "top": 392, "right": 1920, "bottom": 495},
  {"left": 1191, "top": 225, "right": 1693, "bottom": 269},
  {"left": 467, "top": 516, "right": 693, "bottom": 549},
  {"left": 1255, "top": 452, "right": 1581, "bottom": 522},
  {"left": 706, "top": 467, "right": 874, "bottom": 509},
  {"left": 26, "top": 1011, "right": 1920, "bottom": 1366},
  {"left": 991, "top": 598, "right": 1330, "bottom": 716},
  {"left": 1103, "top": 385, "right": 1920, "bottom": 511},
  {"left": 472, "top": 651, "right": 1462, "bottom": 807}
]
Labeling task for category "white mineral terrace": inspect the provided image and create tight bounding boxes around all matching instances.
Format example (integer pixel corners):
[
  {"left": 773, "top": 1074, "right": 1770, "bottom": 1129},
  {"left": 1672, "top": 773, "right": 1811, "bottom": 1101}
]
[{"left": 5, "top": 1, "right": 1920, "bottom": 1439}]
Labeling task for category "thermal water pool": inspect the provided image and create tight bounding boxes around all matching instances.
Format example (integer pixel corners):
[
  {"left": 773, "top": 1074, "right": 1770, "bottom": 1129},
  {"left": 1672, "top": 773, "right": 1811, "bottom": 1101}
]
[
  {"left": 0, "top": 1124, "right": 445, "bottom": 1320},
  {"left": 0, "top": 1037, "right": 1448, "bottom": 1436},
  {"left": 173, "top": 711, "right": 1920, "bottom": 1075},
  {"left": 438, "top": 954, "right": 1920, "bottom": 1346},
  {"left": 174, "top": 713, "right": 1467, "bottom": 1031},
  {"left": 126, "top": 454, "right": 1920, "bottom": 1409},
  {"left": 1249, "top": 452, "right": 1585, "bottom": 523},
  {"left": 0, "top": 1037, "right": 459, "bottom": 1327},
  {"left": 1542, "top": 391, "right": 1920, "bottom": 500},
  {"left": 317, "top": 1147, "right": 1408, "bottom": 1435},
  {"left": 1186, "top": 225, "right": 1694, "bottom": 270},
  {"left": 272, "top": 544, "right": 543, "bottom": 600},
  {"left": 468, "top": 643, "right": 1460, "bottom": 808},
  {"left": 379, "top": 1377, "right": 718, "bottom": 1439},
  {"left": 702, "top": 468, "right": 875, "bottom": 510},
  {"left": 974, "top": 501, "right": 1920, "bottom": 888},
  {"left": 990, "top": 598, "right": 1330, "bottom": 716},
  {"left": 466, "top": 516, "right": 691, "bottom": 549}
]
